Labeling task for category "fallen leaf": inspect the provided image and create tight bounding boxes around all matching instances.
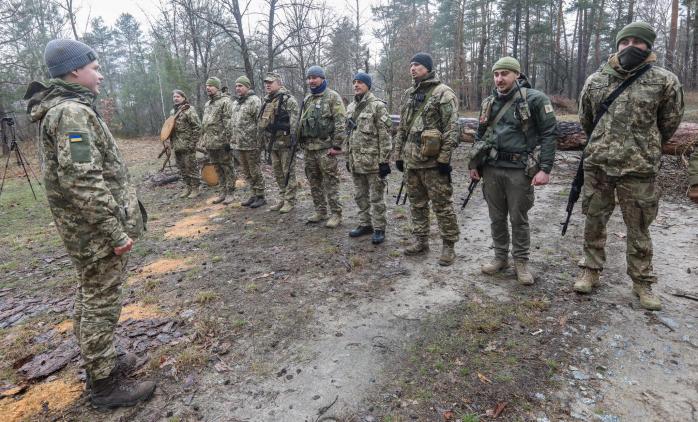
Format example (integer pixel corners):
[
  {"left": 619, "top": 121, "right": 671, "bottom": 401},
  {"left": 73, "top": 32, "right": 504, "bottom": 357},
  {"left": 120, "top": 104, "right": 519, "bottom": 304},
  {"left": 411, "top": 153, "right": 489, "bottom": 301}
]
[
  {"left": 493, "top": 401, "right": 507, "bottom": 417},
  {"left": 443, "top": 409, "right": 455, "bottom": 421},
  {"left": 477, "top": 372, "right": 492, "bottom": 384}
]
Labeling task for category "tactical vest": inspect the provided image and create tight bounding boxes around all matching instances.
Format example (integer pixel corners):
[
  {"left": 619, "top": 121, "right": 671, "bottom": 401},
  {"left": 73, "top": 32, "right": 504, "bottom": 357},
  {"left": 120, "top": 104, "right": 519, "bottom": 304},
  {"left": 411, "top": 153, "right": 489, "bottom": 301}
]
[
  {"left": 258, "top": 93, "right": 290, "bottom": 134},
  {"left": 301, "top": 97, "right": 334, "bottom": 139}
]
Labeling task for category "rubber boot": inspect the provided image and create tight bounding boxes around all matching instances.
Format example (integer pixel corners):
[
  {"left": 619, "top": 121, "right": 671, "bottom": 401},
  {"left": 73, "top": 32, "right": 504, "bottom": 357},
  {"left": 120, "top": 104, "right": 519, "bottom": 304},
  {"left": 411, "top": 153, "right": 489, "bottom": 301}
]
[
  {"left": 371, "top": 229, "right": 385, "bottom": 245},
  {"left": 307, "top": 211, "right": 327, "bottom": 223},
  {"left": 481, "top": 258, "right": 509, "bottom": 275},
  {"left": 90, "top": 373, "right": 156, "bottom": 409},
  {"left": 633, "top": 283, "right": 662, "bottom": 311},
  {"left": 349, "top": 226, "right": 373, "bottom": 238},
  {"left": 514, "top": 260, "right": 534, "bottom": 285},
  {"left": 573, "top": 268, "right": 600, "bottom": 293},
  {"left": 249, "top": 196, "right": 267, "bottom": 208},
  {"left": 325, "top": 214, "right": 342, "bottom": 228},
  {"left": 404, "top": 236, "right": 429, "bottom": 256},
  {"left": 438, "top": 240, "right": 455, "bottom": 266}
]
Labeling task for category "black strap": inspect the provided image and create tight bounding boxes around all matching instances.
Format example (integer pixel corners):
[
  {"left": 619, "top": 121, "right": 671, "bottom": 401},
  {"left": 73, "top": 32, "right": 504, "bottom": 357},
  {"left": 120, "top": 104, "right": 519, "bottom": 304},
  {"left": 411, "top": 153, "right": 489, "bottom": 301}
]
[{"left": 591, "top": 64, "right": 652, "bottom": 130}]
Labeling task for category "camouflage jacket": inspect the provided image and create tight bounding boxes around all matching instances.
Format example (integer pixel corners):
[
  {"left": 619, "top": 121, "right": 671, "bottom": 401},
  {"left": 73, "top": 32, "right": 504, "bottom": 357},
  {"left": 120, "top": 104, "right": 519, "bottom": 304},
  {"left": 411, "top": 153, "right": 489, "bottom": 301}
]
[
  {"left": 27, "top": 79, "right": 145, "bottom": 264},
  {"left": 230, "top": 91, "right": 261, "bottom": 150},
  {"left": 201, "top": 92, "right": 233, "bottom": 150},
  {"left": 345, "top": 92, "right": 393, "bottom": 174},
  {"left": 394, "top": 72, "right": 459, "bottom": 169},
  {"left": 579, "top": 53, "right": 684, "bottom": 177},
  {"left": 170, "top": 103, "right": 201, "bottom": 151},
  {"left": 470, "top": 81, "right": 557, "bottom": 173},
  {"left": 258, "top": 87, "right": 300, "bottom": 150},
  {"left": 299, "top": 87, "right": 346, "bottom": 151},
  {"left": 689, "top": 151, "right": 698, "bottom": 187}
]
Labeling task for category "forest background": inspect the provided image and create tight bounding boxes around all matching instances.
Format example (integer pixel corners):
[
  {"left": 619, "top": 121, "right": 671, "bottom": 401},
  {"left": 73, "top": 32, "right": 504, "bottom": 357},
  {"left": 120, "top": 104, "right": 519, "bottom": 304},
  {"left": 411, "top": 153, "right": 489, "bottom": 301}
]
[{"left": 0, "top": 0, "right": 693, "bottom": 140}]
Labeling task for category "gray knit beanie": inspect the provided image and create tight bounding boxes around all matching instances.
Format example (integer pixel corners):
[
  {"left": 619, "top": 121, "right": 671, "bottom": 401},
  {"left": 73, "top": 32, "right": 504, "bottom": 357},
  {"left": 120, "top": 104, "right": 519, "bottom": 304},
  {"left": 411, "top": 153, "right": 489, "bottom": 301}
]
[
  {"left": 44, "top": 39, "right": 98, "bottom": 78},
  {"left": 306, "top": 65, "right": 326, "bottom": 79}
]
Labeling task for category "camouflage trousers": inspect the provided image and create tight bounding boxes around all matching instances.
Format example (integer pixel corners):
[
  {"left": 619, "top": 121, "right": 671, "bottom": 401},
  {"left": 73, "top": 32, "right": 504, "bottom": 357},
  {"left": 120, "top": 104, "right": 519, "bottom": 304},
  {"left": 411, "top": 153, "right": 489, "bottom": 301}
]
[
  {"left": 237, "top": 149, "right": 265, "bottom": 197},
  {"left": 406, "top": 167, "right": 459, "bottom": 242},
  {"left": 174, "top": 149, "right": 199, "bottom": 189},
  {"left": 352, "top": 172, "right": 387, "bottom": 230},
  {"left": 482, "top": 166, "right": 535, "bottom": 260},
  {"left": 271, "top": 148, "right": 297, "bottom": 203},
  {"left": 208, "top": 148, "right": 236, "bottom": 193},
  {"left": 73, "top": 253, "right": 128, "bottom": 381},
  {"left": 304, "top": 149, "right": 341, "bottom": 215},
  {"left": 581, "top": 168, "right": 658, "bottom": 284}
]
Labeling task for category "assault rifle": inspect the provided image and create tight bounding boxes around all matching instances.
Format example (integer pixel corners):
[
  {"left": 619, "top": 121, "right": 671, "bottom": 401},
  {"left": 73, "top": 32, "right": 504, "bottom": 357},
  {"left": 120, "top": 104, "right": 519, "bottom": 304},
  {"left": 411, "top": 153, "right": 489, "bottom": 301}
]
[
  {"left": 461, "top": 177, "right": 479, "bottom": 210},
  {"left": 395, "top": 175, "right": 408, "bottom": 205}
]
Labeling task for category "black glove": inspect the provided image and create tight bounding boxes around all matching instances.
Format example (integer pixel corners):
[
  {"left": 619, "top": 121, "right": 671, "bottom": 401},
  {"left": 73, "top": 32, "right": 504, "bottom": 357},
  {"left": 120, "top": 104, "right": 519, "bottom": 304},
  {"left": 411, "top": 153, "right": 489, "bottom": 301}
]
[
  {"left": 378, "top": 162, "right": 391, "bottom": 179},
  {"left": 437, "top": 162, "right": 452, "bottom": 175},
  {"left": 224, "top": 143, "right": 232, "bottom": 152},
  {"left": 396, "top": 160, "right": 404, "bottom": 172},
  {"left": 346, "top": 161, "right": 350, "bottom": 172}
]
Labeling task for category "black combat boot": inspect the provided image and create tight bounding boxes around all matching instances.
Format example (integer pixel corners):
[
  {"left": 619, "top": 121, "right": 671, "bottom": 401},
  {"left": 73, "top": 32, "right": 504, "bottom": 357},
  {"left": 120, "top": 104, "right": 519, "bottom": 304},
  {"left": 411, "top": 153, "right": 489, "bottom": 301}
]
[
  {"left": 90, "top": 373, "right": 156, "bottom": 409},
  {"left": 241, "top": 195, "right": 256, "bottom": 206},
  {"left": 349, "top": 225, "right": 373, "bottom": 238},
  {"left": 371, "top": 229, "right": 385, "bottom": 244},
  {"left": 249, "top": 196, "right": 267, "bottom": 208}
]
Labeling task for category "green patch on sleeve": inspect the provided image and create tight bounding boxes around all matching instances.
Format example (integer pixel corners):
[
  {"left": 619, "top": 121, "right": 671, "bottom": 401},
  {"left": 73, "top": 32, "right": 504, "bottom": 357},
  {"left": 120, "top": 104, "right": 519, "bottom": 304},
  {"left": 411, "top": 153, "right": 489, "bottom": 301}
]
[{"left": 67, "top": 132, "right": 91, "bottom": 163}]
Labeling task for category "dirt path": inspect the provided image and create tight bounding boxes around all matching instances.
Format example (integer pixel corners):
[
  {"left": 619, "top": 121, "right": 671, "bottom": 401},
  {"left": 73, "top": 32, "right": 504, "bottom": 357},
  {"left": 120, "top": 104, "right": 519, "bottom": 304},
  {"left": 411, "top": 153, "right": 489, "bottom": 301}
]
[{"left": 0, "top": 140, "right": 696, "bottom": 422}]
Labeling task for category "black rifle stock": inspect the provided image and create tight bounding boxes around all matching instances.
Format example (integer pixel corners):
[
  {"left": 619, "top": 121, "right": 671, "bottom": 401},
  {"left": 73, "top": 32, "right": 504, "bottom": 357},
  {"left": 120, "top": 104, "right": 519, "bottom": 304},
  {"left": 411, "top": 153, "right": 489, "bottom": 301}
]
[{"left": 461, "top": 178, "right": 480, "bottom": 210}]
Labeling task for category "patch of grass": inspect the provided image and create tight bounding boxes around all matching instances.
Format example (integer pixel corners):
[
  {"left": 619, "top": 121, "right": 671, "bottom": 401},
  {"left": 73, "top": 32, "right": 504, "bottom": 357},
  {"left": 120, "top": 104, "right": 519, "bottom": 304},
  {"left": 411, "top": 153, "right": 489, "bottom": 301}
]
[
  {"left": 389, "top": 250, "right": 401, "bottom": 258},
  {"left": 245, "top": 283, "right": 257, "bottom": 293},
  {"left": 144, "top": 278, "right": 161, "bottom": 291},
  {"left": 177, "top": 347, "right": 209, "bottom": 368},
  {"left": 195, "top": 290, "right": 218, "bottom": 304},
  {"left": 461, "top": 414, "right": 480, "bottom": 422},
  {"left": 231, "top": 318, "right": 246, "bottom": 329},
  {"left": 193, "top": 314, "right": 222, "bottom": 340},
  {"left": 323, "top": 244, "right": 340, "bottom": 254},
  {"left": 350, "top": 255, "right": 364, "bottom": 268}
]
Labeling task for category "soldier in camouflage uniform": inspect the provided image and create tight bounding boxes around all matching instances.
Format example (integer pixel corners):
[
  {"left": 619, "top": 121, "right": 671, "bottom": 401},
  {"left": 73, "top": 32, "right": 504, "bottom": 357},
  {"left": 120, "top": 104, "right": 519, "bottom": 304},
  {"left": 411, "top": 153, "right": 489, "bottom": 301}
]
[
  {"left": 345, "top": 72, "right": 393, "bottom": 244},
  {"left": 575, "top": 22, "right": 684, "bottom": 310},
  {"left": 170, "top": 89, "right": 201, "bottom": 199},
  {"left": 689, "top": 153, "right": 698, "bottom": 204},
  {"left": 299, "top": 66, "right": 347, "bottom": 228},
  {"left": 394, "top": 53, "right": 460, "bottom": 266},
  {"left": 201, "top": 76, "right": 235, "bottom": 204},
  {"left": 25, "top": 39, "right": 155, "bottom": 408},
  {"left": 468, "top": 57, "right": 557, "bottom": 285},
  {"left": 230, "top": 76, "right": 266, "bottom": 208},
  {"left": 259, "top": 72, "right": 300, "bottom": 213}
]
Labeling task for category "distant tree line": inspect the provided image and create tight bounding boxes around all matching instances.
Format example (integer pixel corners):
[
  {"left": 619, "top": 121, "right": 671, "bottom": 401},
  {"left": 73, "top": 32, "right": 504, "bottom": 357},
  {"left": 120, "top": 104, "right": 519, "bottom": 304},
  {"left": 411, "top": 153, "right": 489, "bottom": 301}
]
[{"left": 0, "top": 0, "right": 693, "bottom": 138}]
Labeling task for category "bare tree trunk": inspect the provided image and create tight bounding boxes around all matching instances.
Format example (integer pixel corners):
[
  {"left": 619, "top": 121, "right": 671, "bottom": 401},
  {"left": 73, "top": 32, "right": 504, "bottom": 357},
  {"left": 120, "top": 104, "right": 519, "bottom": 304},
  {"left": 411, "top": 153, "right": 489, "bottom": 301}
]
[
  {"left": 513, "top": 0, "right": 521, "bottom": 57},
  {"left": 476, "top": 0, "right": 488, "bottom": 106},
  {"left": 266, "top": 0, "right": 277, "bottom": 71},
  {"left": 667, "top": 0, "right": 679, "bottom": 71},
  {"left": 627, "top": 0, "right": 635, "bottom": 23}
]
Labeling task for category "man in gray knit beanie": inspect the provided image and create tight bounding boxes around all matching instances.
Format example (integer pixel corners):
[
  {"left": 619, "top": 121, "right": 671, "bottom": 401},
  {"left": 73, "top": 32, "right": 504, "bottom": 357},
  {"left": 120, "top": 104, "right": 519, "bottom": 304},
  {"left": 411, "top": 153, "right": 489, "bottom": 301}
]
[{"left": 44, "top": 39, "right": 99, "bottom": 78}]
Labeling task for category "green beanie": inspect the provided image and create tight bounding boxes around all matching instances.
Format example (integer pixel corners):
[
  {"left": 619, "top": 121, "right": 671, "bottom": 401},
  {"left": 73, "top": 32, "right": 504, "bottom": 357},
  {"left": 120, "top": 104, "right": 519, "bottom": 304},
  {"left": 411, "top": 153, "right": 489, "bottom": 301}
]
[
  {"left": 616, "top": 21, "right": 656, "bottom": 49},
  {"left": 206, "top": 77, "right": 221, "bottom": 89},
  {"left": 235, "top": 76, "right": 251, "bottom": 88},
  {"left": 492, "top": 56, "right": 521, "bottom": 73}
]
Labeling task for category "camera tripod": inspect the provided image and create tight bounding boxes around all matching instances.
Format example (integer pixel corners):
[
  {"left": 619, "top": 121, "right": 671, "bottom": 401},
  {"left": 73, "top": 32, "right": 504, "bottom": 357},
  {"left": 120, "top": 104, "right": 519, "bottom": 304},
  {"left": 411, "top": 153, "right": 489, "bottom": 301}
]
[{"left": 0, "top": 116, "right": 41, "bottom": 201}]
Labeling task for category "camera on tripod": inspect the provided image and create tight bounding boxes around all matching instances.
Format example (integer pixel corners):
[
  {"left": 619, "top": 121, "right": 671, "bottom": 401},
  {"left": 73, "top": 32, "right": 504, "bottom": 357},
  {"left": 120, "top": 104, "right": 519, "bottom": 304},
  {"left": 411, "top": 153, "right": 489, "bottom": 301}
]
[{"left": 0, "top": 110, "right": 41, "bottom": 201}]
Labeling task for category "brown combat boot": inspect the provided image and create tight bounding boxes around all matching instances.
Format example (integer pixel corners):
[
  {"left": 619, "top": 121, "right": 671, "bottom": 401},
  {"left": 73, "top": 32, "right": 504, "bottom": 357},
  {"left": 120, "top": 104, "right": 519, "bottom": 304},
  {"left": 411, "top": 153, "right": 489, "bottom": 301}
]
[
  {"left": 211, "top": 191, "right": 227, "bottom": 204},
  {"left": 404, "top": 236, "right": 429, "bottom": 256},
  {"left": 222, "top": 190, "right": 236, "bottom": 205},
  {"left": 178, "top": 187, "right": 191, "bottom": 199},
  {"left": 325, "top": 214, "right": 342, "bottom": 228},
  {"left": 438, "top": 240, "right": 455, "bottom": 266},
  {"left": 573, "top": 268, "right": 601, "bottom": 293},
  {"left": 514, "top": 260, "right": 534, "bottom": 285},
  {"left": 269, "top": 201, "right": 284, "bottom": 211},
  {"left": 186, "top": 186, "right": 200, "bottom": 199},
  {"left": 306, "top": 211, "right": 327, "bottom": 223},
  {"left": 90, "top": 373, "right": 155, "bottom": 409},
  {"left": 481, "top": 258, "right": 509, "bottom": 275},
  {"left": 633, "top": 283, "right": 662, "bottom": 311},
  {"left": 279, "top": 201, "right": 295, "bottom": 213}
]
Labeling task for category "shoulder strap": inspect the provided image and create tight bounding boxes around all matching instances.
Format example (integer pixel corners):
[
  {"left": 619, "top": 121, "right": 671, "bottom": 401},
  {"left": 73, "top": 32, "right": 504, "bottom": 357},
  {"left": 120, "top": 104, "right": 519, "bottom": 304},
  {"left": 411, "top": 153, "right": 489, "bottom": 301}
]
[
  {"left": 405, "top": 84, "right": 438, "bottom": 133},
  {"left": 481, "top": 93, "right": 518, "bottom": 141},
  {"left": 351, "top": 96, "right": 372, "bottom": 122},
  {"left": 591, "top": 64, "right": 652, "bottom": 130}
]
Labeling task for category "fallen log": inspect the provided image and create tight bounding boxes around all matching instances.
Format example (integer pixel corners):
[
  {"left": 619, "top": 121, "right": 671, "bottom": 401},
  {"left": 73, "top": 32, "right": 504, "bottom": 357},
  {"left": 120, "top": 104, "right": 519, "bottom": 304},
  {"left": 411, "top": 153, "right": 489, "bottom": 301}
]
[{"left": 389, "top": 115, "right": 696, "bottom": 156}]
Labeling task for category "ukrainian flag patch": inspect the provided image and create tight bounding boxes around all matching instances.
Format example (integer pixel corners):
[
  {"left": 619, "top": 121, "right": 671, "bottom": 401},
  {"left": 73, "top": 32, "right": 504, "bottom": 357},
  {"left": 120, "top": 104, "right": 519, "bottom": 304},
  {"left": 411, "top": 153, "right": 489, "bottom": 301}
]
[
  {"left": 69, "top": 133, "right": 83, "bottom": 143},
  {"left": 67, "top": 131, "right": 90, "bottom": 162}
]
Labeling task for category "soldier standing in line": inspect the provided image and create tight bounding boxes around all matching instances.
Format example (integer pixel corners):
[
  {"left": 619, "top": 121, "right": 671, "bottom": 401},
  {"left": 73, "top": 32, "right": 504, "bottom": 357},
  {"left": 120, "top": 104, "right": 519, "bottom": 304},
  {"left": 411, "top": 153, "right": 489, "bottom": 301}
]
[
  {"left": 574, "top": 22, "right": 684, "bottom": 310},
  {"left": 258, "top": 72, "right": 300, "bottom": 213},
  {"left": 468, "top": 57, "right": 557, "bottom": 285},
  {"left": 299, "top": 66, "right": 347, "bottom": 228},
  {"left": 230, "top": 76, "right": 266, "bottom": 208},
  {"left": 394, "top": 53, "right": 460, "bottom": 266},
  {"left": 170, "top": 89, "right": 201, "bottom": 199},
  {"left": 25, "top": 39, "right": 155, "bottom": 408},
  {"left": 201, "top": 76, "right": 235, "bottom": 204},
  {"left": 345, "top": 72, "right": 393, "bottom": 244}
]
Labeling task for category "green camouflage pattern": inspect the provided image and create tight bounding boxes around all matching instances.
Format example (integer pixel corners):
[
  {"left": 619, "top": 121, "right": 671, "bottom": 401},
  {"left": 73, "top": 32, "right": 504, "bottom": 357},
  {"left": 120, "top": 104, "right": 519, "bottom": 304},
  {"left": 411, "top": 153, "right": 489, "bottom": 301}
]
[
  {"left": 352, "top": 173, "right": 387, "bottom": 230},
  {"left": 299, "top": 88, "right": 346, "bottom": 150},
  {"left": 304, "top": 149, "right": 341, "bottom": 215},
  {"left": 579, "top": 53, "right": 684, "bottom": 177},
  {"left": 201, "top": 92, "right": 233, "bottom": 150},
  {"left": 271, "top": 148, "right": 297, "bottom": 203},
  {"left": 482, "top": 166, "right": 535, "bottom": 260},
  {"left": 28, "top": 79, "right": 144, "bottom": 264},
  {"left": 170, "top": 104, "right": 201, "bottom": 151},
  {"left": 73, "top": 253, "right": 128, "bottom": 380},
  {"left": 581, "top": 168, "right": 658, "bottom": 284},
  {"left": 259, "top": 87, "right": 300, "bottom": 150},
  {"left": 472, "top": 83, "right": 557, "bottom": 173},
  {"left": 238, "top": 149, "right": 265, "bottom": 196},
  {"left": 208, "top": 148, "right": 236, "bottom": 192},
  {"left": 689, "top": 151, "right": 698, "bottom": 186},
  {"left": 174, "top": 150, "right": 199, "bottom": 189},
  {"left": 394, "top": 72, "right": 459, "bottom": 169},
  {"left": 345, "top": 91, "right": 393, "bottom": 174},
  {"left": 230, "top": 91, "right": 261, "bottom": 150},
  {"left": 405, "top": 168, "right": 459, "bottom": 242}
]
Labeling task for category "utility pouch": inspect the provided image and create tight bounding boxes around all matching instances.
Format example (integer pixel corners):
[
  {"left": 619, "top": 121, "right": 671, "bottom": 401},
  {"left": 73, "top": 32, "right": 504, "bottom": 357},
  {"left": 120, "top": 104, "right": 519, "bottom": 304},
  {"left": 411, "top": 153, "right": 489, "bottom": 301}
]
[
  {"left": 420, "top": 128, "right": 442, "bottom": 157},
  {"left": 525, "top": 145, "right": 541, "bottom": 178}
]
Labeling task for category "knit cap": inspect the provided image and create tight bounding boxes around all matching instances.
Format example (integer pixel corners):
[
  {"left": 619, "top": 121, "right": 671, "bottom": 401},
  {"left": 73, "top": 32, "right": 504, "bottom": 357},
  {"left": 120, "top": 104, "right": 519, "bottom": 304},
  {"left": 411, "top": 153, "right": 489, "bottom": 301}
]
[
  {"left": 353, "top": 72, "right": 372, "bottom": 89},
  {"left": 44, "top": 39, "right": 98, "bottom": 78},
  {"left": 616, "top": 21, "right": 656, "bottom": 49},
  {"left": 235, "top": 76, "right": 251, "bottom": 88},
  {"left": 492, "top": 56, "right": 521, "bottom": 73},
  {"left": 206, "top": 77, "right": 221, "bottom": 89},
  {"left": 306, "top": 66, "right": 326, "bottom": 79},
  {"left": 410, "top": 53, "right": 433, "bottom": 72}
]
